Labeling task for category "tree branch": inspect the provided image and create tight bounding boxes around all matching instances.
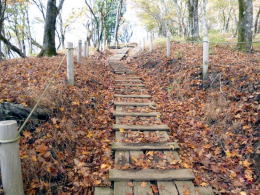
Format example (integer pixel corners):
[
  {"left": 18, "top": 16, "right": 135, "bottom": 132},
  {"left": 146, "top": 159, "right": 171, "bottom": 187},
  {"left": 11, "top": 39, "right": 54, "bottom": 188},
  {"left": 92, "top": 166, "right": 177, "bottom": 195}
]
[{"left": 0, "top": 34, "right": 26, "bottom": 58}]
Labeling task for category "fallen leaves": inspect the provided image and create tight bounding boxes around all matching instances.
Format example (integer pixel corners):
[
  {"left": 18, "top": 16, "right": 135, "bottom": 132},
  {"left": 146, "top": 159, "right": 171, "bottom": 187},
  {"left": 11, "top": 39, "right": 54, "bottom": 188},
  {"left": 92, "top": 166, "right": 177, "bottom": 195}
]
[
  {"left": 0, "top": 52, "right": 115, "bottom": 193},
  {"left": 128, "top": 43, "right": 259, "bottom": 194}
]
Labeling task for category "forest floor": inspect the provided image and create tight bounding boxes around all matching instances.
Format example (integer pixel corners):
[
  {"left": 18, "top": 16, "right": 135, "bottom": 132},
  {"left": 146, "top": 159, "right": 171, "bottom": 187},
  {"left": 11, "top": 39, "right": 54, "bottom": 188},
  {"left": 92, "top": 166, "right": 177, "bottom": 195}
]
[
  {"left": 0, "top": 53, "right": 115, "bottom": 194},
  {"left": 0, "top": 43, "right": 259, "bottom": 194},
  {"left": 127, "top": 43, "right": 259, "bottom": 194}
]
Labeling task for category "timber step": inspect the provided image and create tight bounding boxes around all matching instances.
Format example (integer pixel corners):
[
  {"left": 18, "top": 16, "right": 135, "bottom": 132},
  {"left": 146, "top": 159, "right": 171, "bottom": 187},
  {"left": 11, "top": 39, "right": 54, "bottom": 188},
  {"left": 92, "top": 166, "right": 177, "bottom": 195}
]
[
  {"left": 113, "top": 124, "right": 170, "bottom": 131},
  {"left": 115, "top": 84, "right": 145, "bottom": 87},
  {"left": 109, "top": 169, "right": 195, "bottom": 181},
  {"left": 94, "top": 183, "right": 214, "bottom": 195},
  {"left": 113, "top": 102, "right": 155, "bottom": 106},
  {"left": 112, "top": 142, "right": 179, "bottom": 151},
  {"left": 94, "top": 187, "right": 113, "bottom": 195},
  {"left": 115, "top": 80, "right": 143, "bottom": 82},
  {"left": 113, "top": 111, "right": 159, "bottom": 117},
  {"left": 114, "top": 94, "right": 151, "bottom": 98}
]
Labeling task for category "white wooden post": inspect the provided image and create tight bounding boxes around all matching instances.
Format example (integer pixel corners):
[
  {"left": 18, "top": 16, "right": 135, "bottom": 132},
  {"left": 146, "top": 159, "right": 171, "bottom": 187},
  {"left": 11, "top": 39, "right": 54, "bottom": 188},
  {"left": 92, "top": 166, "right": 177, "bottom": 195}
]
[
  {"left": 77, "top": 40, "right": 82, "bottom": 63},
  {"left": 0, "top": 121, "right": 24, "bottom": 195},
  {"left": 203, "top": 36, "right": 209, "bottom": 81},
  {"left": 66, "top": 42, "right": 74, "bottom": 85},
  {"left": 166, "top": 31, "right": 171, "bottom": 57},
  {"left": 149, "top": 34, "right": 153, "bottom": 52},
  {"left": 83, "top": 41, "right": 87, "bottom": 57},
  {"left": 86, "top": 41, "right": 90, "bottom": 57}
]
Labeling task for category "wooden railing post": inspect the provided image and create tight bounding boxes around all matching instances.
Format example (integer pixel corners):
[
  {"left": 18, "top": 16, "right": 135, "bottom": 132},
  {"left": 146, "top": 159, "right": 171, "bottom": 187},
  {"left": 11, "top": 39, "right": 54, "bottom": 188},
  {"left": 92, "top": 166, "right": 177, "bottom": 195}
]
[
  {"left": 77, "top": 40, "right": 82, "bottom": 63},
  {"left": 166, "top": 31, "right": 171, "bottom": 57},
  {"left": 66, "top": 42, "right": 74, "bottom": 85},
  {"left": 0, "top": 120, "right": 24, "bottom": 195},
  {"left": 149, "top": 34, "right": 153, "bottom": 52},
  {"left": 203, "top": 36, "right": 209, "bottom": 81}
]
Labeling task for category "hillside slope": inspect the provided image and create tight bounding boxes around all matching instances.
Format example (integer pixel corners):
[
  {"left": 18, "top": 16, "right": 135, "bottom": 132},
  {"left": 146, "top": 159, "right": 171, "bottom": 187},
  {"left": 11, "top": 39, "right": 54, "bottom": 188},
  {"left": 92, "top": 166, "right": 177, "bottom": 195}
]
[
  {"left": 128, "top": 43, "right": 259, "bottom": 194},
  {"left": 0, "top": 53, "right": 115, "bottom": 194}
]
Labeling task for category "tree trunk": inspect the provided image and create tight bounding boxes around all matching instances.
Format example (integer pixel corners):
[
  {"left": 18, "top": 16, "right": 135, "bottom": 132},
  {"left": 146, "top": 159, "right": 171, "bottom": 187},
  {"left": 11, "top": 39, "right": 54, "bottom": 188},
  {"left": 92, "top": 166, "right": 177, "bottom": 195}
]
[
  {"left": 187, "top": 0, "right": 199, "bottom": 40},
  {"left": 114, "top": 0, "right": 123, "bottom": 48},
  {"left": 254, "top": 7, "right": 260, "bottom": 35},
  {"left": 237, "top": 0, "right": 253, "bottom": 51},
  {"left": 40, "top": 0, "right": 64, "bottom": 57}
]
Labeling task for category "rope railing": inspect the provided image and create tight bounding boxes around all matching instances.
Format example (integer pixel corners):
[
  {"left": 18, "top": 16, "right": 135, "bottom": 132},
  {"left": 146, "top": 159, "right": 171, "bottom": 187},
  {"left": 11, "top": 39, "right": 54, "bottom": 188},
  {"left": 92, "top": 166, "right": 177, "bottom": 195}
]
[
  {"left": 172, "top": 39, "right": 260, "bottom": 44},
  {"left": 0, "top": 55, "right": 66, "bottom": 144}
]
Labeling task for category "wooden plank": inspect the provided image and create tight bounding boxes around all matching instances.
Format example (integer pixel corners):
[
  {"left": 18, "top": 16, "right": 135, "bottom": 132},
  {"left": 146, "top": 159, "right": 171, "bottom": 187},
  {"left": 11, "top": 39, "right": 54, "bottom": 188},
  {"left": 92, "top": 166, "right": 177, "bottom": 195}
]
[
  {"left": 130, "top": 151, "right": 143, "bottom": 164},
  {"left": 112, "top": 142, "right": 179, "bottom": 151},
  {"left": 115, "top": 151, "right": 130, "bottom": 166},
  {"left": 175, "top": 181, "right": 196, "bottom": 195},
  {"left": 94, "top": 187, "right": 113, "bottom": 195},
  {"left": 133, "top": 182, "right": 153, "bottom": 195},
  {"left": 113, "top": 111, "right": 159, "bottom": 117},
  {"left": 114, "top": 88, "right": 146, "bottom": 92},
  {"left": 113, "top": 124, "right": 170, "bottom": 131},
  {"left": 164, "top": 151, "right": 181, "bottom": 163},
  {"left": 109, "top": 169, "right": 195, "bottom": 181},
  {"left": 115, "top": 80, "right": 143, "bottom": 83},
  {"left": 195, "top": 187, "right": 214, "bottom": 195},
  {"left": 159, "top": 131, "right": 170, "bottom": 142},
  {"left": 114, "top": 181, "right": 133, "bottom": 195},
  {"left": 115, "top": 84, "right": 145, "bottom": 87},
  {"left": 157, "top": 181, "right": 178, "bottom": 195},
  {"left": 114, "top": 94, "right": 151, "bottom": 98},
  {"left": 114, "top": 102, "right": 154, "bottom": 106},
  {"left": 115, "top": 131, "right": 124, "bottom": 141}
]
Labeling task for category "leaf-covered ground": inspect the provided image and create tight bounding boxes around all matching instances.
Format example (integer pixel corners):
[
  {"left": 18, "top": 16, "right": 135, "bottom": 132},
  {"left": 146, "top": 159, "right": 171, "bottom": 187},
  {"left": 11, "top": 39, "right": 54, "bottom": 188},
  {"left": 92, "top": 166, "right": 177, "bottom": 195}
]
[
  {"left": 0, "top": 44, "right": 259, "bottom": 194},
  {"left": 127, "top": 43, "right": 259, "bottom": 194},
  {"left": 0, "top": 52, "right": 115, "bottom": 194}
]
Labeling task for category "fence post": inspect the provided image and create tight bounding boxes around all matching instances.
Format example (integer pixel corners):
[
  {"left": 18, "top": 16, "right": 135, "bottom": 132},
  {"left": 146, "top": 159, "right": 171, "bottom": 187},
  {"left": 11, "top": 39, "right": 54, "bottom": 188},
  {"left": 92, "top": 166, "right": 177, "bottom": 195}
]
[
  {"left": 0, "top": 120, "right": 24, "bottom": 195},
  {"left": 149, "top": 34, "right": 153, "bottom": 52},
  {"left": 77, "top": 40, "right": 82, "bottom": 63},
  {"left": 203, "top": 36, "right": 209, "bottom": 81},
  {"left": 66, "top": 42, "right": 74, "bottom": 85},
  {"left": 166, "top": 31, "right": 171, "bottom": 57},
  {"left": 83, "top": 41, "right": 87, "bottom": 57},
  {"left": 86, "top": 41, "right": 89, "bottom": 57}
]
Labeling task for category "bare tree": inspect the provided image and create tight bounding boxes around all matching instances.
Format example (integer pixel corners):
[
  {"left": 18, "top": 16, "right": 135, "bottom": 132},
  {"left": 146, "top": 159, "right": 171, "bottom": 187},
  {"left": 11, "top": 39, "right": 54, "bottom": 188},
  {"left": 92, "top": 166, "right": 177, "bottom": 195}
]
[
  {"left": 0, "top": 0, "right": 25, "bottom": 58},
  {"left": 39, "top": 0, "right": 65, "bottom": 57},
  {"left": 187, "top": 0, "right": 199, "bottom": 40}
]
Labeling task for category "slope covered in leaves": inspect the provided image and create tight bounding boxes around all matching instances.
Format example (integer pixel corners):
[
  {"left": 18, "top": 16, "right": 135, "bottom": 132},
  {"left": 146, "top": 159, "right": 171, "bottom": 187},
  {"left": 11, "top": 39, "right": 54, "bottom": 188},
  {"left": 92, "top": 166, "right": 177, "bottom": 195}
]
[
  {"left": 0, "top": 53, "right": 115, "bottom": 194},
  {"left": 128, "top": 43, "right": 259, "bottom": 194}
]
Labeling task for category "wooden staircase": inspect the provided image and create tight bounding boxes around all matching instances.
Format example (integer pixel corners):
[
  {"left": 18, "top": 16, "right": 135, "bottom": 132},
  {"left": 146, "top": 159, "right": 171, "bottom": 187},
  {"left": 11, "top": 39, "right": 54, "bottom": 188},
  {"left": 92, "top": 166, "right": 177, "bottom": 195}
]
[{"left": 94, "top": 48, "right": 214, "bottom": 195}]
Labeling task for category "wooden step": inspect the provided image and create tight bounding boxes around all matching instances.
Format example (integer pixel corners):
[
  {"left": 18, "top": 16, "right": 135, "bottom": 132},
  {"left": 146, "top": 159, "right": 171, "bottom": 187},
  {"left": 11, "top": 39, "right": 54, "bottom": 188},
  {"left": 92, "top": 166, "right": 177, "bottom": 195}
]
[
  {"left": 109, "top": 169, "right": 195, "bottom": 181},
  {"left": 112, "top": 142, "right": 179, "bottom": 151},
  {"left": 175, "top": 181, "right": 195, "bottom": 195},
  {"left": 114, "top": 94, "right": 151, "bottom": 98},
  {"left": 94, "top": 187, "right": 113, "bottom": 195},
  {"left": 114, "top": 102, "right": 154, "bottom": 106},
  {"left": 114, "top": 181, "right": 133, "bottom": 195},
  {"left": 115, "top": 84, "right": 145, "bottom": 87},
  {"left": 157, "top": 181, "right": 178, "bottom": 195},
  {"left": 113, "top": 111, "right": 159, "bottom": 117},
  {"left": 115, "top": 80, "right": 143, "bottom": 82},
  {"left": 113, "top": 124, "right": 170, "bottom": 131}
]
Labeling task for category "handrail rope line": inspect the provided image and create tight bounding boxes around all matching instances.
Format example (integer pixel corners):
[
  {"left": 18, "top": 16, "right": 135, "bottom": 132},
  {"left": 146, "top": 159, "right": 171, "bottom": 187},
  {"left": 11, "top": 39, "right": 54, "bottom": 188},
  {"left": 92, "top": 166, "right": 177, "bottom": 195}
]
[
  {"left": 0, "top": 55, "right": 66, "bottom": 144},
  {"left": 171, "top": 40, "right": 260, "bottom": 44}
]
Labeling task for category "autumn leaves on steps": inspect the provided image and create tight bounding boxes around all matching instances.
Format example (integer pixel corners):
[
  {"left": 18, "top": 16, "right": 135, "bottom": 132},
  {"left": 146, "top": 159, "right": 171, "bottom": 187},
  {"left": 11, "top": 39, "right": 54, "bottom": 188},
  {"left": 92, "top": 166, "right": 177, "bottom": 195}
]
[{"left": 94, "top": 48, "right": 214, "bottom": 195}]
